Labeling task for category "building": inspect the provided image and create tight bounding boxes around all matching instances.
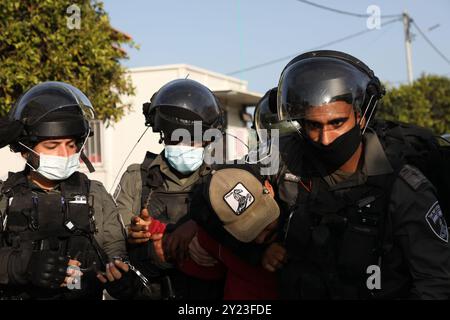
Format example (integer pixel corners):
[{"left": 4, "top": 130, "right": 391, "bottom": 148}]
[{"left": 0, "top": 64, "right": 261, "bottom": 192}]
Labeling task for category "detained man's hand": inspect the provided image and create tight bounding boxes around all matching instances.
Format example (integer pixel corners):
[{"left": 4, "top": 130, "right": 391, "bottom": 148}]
[
  {"left": 262, "top": 242, "right": 287, "bottom": 272},
  {"left": 165, "top": 220, "right": 198, "bottom": 262},
  {"left": 188, "top": 235, "right": 218, "bottom": 267}
]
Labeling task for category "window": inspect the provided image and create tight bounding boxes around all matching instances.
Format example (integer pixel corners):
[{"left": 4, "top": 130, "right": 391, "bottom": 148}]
[{"left": 84, "top": 120, "right": 103, "bottom": 165}]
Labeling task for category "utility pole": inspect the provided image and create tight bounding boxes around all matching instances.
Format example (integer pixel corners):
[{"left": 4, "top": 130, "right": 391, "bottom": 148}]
[{"left": 403, "top": 11, "right": 414, "bottom": 84}]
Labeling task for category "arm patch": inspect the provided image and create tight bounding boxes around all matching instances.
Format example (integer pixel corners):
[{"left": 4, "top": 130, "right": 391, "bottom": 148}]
[{"left": 425, "top": 201, "right": 448, "bottom": 243}]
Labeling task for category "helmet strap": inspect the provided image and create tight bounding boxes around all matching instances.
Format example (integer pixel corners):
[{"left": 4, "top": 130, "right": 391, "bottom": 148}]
[{"left": 360, "top": 95, "right": 378, "bottom": 135}]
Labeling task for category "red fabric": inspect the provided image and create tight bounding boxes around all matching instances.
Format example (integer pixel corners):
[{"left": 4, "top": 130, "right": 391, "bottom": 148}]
[
  {"left": 180, "top": 256, "right": 227, "bottom": 281},
  {"left": 180, "top": 227, "right": 278, "bottom": 300},
  {"left": 148, "top": 218, "right": 166, "bottom": 234}
]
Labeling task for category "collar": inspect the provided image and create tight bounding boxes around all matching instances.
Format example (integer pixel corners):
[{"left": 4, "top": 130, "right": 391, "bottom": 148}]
[{"left": 362, "top": 129, "right": 393, "bottom": 176}]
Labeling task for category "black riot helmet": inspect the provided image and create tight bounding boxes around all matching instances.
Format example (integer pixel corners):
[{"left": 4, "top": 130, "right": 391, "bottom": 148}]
[
  {"left": 254, "top": 87, "right": 300, "bottom": 141},
  {"left": 5, "top": 81, "right": 96, "bottom": 172},
  {"left": 142, "top": 79, "right": 224, "bottom": 143},
  {"left": 8, "top": 81, "right": 94, "bottom": 152},
  {"left": 277, "top": 50, "right": 385, "bottom": 130}
]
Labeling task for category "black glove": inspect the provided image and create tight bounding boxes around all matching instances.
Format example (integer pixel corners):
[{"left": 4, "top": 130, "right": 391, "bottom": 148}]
[
  {"left": 7, "top": 248, "right": 33, "bottom": 285},
  {"left": 103, "top": 267, "right": 136, "bottom": 299},
  {"left": 28, "top": 250, "right": 69, "bottom": 289}
]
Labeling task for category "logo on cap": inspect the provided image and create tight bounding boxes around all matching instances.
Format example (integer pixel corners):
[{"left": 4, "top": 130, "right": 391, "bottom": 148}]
[{"left": 223, "top": 183, "right": 254, "bottom": 215}]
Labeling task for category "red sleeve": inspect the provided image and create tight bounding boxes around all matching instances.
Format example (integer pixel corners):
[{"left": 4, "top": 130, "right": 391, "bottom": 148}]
[
  {"left": 178, "top": 228, "right": 226, "bottom": 281},
  {"left": 196, "top": 227, "right": 222, "bottom": 259}
]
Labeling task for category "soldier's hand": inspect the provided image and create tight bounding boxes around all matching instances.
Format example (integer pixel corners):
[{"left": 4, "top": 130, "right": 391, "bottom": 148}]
[
  {"left": 188, "top": 235, "right": 218, "bottom": 267},
  {"left": 165, "top": 220, "right": 198, "bottom": 262},
  {"left": 127, "top": 209, "right": 152, "bottom": 244},
  {"left": 98, "top": 260, "right": 136, "bottom": 299},
  {"left": 96, "top": 260, "right": 129, "bottom": 283},
  {"left": 262, "top": 242, "right": 287, "bottom": 272}
]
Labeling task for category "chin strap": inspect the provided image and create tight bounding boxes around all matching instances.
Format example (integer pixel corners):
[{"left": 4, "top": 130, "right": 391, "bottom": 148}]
[{"left": 80, "top": 151, "right": 95, "bottom": 173}]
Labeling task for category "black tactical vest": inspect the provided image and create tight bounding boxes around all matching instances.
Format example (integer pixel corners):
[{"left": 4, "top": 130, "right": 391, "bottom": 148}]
[
  {"left": 277, "top": 138, "right": 400, "bottom": 299},
  {"left": 0, "top": 171, "right": 107, "bottom": 299}
]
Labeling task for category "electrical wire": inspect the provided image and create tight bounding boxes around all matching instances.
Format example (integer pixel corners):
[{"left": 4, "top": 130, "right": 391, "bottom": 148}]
[
  {"left": 296, "top": 0, "right": 401, "bottom": 19},
  {"left": 227, "top": 17, "right": 401, "bottom": 75}
]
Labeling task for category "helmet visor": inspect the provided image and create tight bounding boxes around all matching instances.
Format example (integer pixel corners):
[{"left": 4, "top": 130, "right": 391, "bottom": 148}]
[
  {"left": 9, "top": 81, "right": 94, "bottom": 125},
  {"left": 278, "top": 57, "right": 370, "bottom": 126}
]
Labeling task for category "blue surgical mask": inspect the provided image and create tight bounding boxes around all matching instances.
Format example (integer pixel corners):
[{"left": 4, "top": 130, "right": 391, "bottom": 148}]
[{"left": 164, "top": 145, "right": 204, "bottom": 175}]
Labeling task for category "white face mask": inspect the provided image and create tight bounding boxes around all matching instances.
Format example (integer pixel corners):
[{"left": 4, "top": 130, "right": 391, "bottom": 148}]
[{"left": 20, "top": 133, "right": 88, "bottom": 181}]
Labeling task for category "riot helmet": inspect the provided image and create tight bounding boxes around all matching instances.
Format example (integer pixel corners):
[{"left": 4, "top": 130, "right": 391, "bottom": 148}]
[
  {"left": 277, "top": 50, "right": 384, "bottom": 133},
  {"left": 143, "top": 79, "right": 224, "bottom": 144},
  {"left": 8, "top": 81, "right": 94, "bottom": 150},
  {"left": 5, "top": 81, "right": 95, "bottom": 172},
  {"left": 254, "top": 87, "right": 300, "bottom": 142}
]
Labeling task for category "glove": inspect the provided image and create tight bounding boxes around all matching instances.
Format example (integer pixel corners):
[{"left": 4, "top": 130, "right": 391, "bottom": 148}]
[
  {"left": 7, "top": 248, "right": 33, "bottom": 285},
  {"left": 104, "top": 269, "right": 136, "bottom": 299},
  {"left": 28, "top": 250, "right": 69, "bottom": 289}
]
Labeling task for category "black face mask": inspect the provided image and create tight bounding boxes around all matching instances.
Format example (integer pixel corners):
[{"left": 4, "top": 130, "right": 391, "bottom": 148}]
[{"left": 304, "top": 123, "right": 362, "bottom": 174}]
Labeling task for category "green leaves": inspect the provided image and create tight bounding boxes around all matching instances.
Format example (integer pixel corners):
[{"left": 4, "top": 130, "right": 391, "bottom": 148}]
[
  {"left": 0, "top": 0, "right": 137, "bottom": 123},
  {"left": 378, "top": 74, "right": 450, "bottom": 135}
]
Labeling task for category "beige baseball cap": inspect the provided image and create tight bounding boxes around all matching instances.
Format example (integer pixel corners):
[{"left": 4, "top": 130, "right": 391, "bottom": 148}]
[{"left": 208, "top": 167, "right": 280, "bottom": 243}]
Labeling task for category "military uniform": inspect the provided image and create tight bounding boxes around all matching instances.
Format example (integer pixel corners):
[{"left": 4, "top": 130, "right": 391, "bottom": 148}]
[
  {"left": 114, "top": 152, "right": 224, "bottom": 300},
  {"left": 276, "top": 131, "right": 450, "bottom": 299},
  {"left": 0, "top": 171, "right": 127, "bottom": 299},
  {"left": 115, "top": 153, "right": 211, "bottom": 228},
  {"left": 0, "top": 81, "right": 133, "bottom": 300}
]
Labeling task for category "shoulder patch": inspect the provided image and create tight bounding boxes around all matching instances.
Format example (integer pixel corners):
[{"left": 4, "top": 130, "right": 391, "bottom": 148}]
[
  {"left": 425, "top": 201, "right": 448, "bottom": 243},
  {"left": 398, "top": 165, "right": 430, "bottom": 191}
]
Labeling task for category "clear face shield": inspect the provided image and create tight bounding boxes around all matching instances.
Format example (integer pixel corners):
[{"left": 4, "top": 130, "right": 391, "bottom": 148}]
[
  {"left": 9, "top": 81, "right": 95, "bottom": 126},
  {"left": 277, "top": 57, "right": 375, "bottom": 137}
]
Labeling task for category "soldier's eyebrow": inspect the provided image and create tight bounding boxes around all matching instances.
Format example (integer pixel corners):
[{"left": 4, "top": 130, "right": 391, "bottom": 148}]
[
  {"left": 304, "top": 117, "right": 349, "bottom": 126},
  {"left": 327, "top": 117, "right": 349, "bottom": 125},
  {"left": 42, "top": 141, "right": 60, "bottom": 146}
]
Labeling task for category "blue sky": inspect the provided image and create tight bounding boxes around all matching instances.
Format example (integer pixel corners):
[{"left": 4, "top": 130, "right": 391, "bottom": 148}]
[{"left": 104, "top": 0, "right": 450, "bottom": 94}]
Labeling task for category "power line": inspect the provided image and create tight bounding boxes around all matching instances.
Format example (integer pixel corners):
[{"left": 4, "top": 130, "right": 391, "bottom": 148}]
[
  {"left": 296, "top": 0, "right": 401, "bottom": 19},
  {"left": 227, "top": 17, "right": 401, "bottom": 75},
  {"left": 411, "top": 20, "right": 450, "bottom": 67}
]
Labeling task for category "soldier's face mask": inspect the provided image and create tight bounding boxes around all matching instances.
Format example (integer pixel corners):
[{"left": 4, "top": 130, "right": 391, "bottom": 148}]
[
  {"left": 305, "top": 122, "right": 362, "bottom": 173},
  {"left": 164, "top": 145, "right": 205, "bottom": 175},
  {"left": 300, "top": 104, "right": 362, "bottom": 173},
  {"left": 19, "top": 132, "right": 89, "bottom": 181}
]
